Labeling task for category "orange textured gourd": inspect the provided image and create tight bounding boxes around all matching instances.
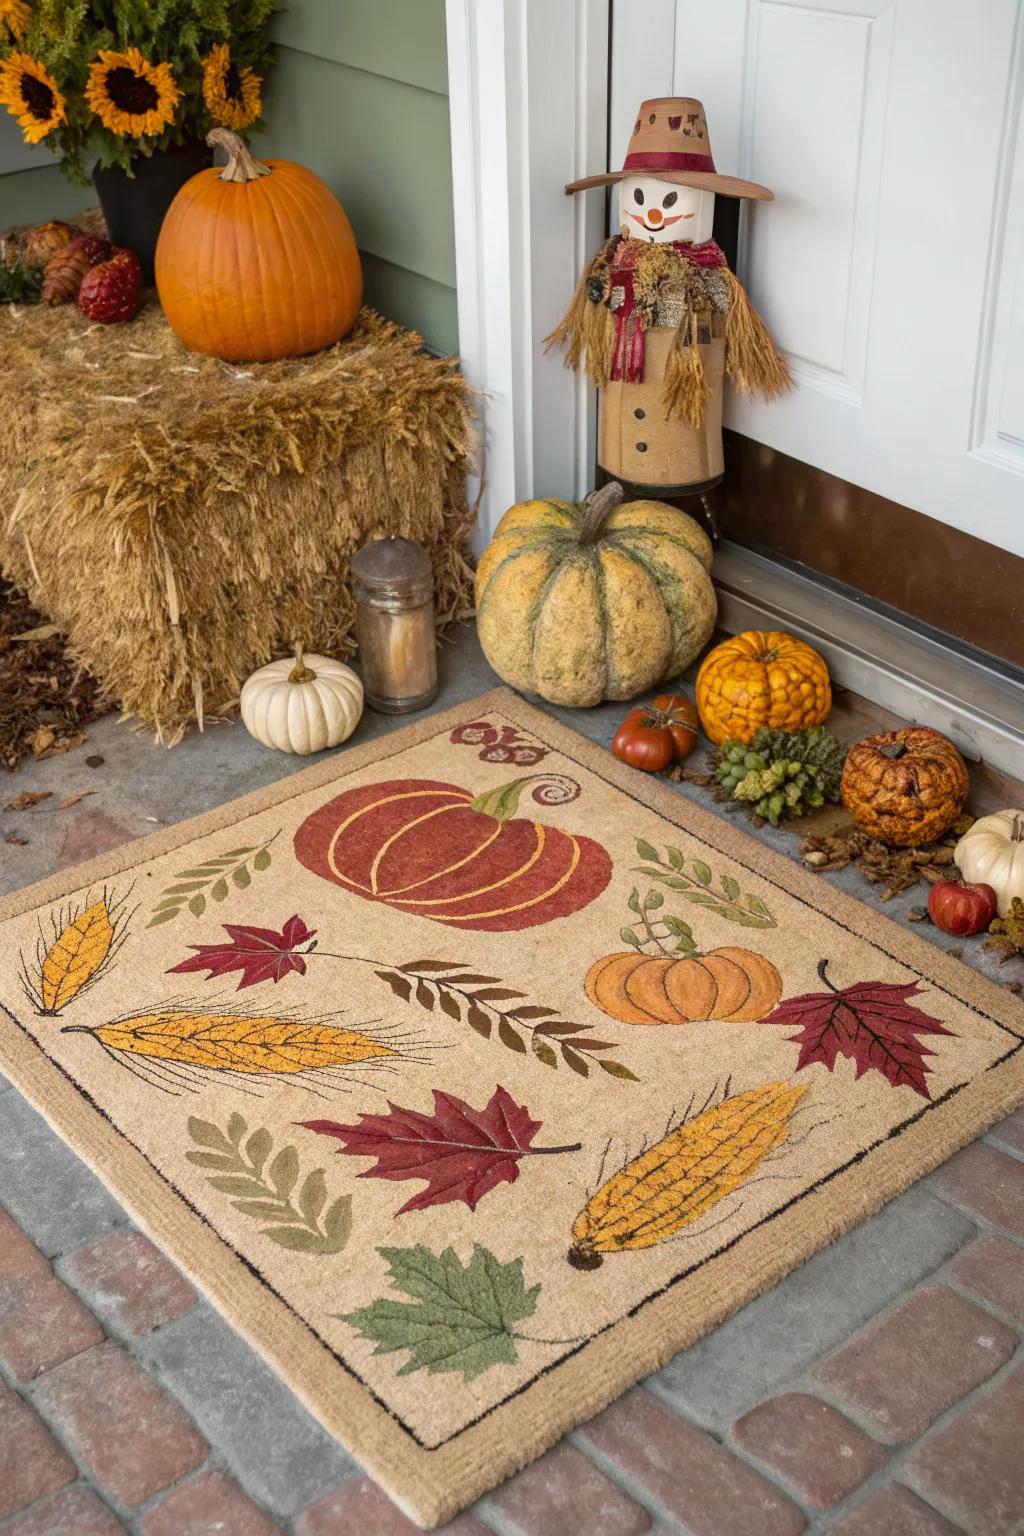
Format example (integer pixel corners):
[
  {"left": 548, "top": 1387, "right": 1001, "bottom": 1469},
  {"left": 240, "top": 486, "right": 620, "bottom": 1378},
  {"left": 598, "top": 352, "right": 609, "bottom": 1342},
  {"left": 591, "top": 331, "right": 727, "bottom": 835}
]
[
  {"left": 584, "top": 946, "right": 782, "bottom": 1025},
  {"left": 156, "top": 129, "right": 362, "bottom": 362},
  {"left": 841, "top": 727, "right": 969, "bottom": 848},
  {"left": 696, "top": 630, "right": 831, "bottom": 746}
]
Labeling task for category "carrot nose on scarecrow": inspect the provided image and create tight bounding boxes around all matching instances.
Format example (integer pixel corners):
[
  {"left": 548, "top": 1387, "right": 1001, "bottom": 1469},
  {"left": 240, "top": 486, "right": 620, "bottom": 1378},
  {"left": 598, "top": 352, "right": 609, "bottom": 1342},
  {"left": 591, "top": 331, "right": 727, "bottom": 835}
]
[{"left": 647, "top": 207, "right": 663, "bottom": 224}]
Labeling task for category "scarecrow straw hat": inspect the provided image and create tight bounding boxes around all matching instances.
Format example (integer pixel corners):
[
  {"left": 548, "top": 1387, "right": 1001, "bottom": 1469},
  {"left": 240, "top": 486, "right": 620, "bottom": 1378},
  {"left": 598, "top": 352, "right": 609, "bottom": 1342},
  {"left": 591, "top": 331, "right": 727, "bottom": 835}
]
[{"left": 566, "top": 96, "right": 773, "bottom": 201}]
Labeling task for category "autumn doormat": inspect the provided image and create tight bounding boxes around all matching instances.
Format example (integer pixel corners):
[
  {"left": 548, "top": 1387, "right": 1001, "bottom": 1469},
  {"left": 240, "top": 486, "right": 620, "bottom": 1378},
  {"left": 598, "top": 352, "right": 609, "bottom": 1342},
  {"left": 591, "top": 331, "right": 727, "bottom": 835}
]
[{"left": 1, "top": 689, "right": 1022, "bottom": 1527}]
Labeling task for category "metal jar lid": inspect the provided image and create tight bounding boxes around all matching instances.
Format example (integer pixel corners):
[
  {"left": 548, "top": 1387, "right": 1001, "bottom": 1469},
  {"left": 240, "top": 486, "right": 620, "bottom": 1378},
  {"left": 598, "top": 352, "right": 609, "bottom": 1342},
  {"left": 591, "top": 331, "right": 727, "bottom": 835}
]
[{"left": 350, "top": 538, "right": 434, "bottom": 609}]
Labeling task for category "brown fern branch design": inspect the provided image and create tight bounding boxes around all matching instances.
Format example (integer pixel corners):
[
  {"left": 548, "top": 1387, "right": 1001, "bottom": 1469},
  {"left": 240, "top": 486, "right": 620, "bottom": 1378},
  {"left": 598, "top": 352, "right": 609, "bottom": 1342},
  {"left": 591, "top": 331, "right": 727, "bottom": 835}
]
[{"left": 369, "top": 959, "right": 638, "bottom": 1081}]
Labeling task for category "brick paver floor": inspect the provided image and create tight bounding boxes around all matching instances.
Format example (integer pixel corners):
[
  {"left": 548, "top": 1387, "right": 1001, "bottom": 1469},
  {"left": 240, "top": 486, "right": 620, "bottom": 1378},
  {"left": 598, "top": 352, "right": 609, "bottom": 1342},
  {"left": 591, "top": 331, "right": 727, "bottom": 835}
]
[{"left": 2, "top": 634, "right": 1023, "bottom": 1533}]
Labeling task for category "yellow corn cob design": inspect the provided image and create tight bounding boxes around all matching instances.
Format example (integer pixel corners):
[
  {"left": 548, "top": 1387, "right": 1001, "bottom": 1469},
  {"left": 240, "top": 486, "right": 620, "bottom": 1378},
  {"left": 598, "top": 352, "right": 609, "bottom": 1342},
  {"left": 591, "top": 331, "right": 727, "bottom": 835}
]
[{"left": 569, "top": 1080, "right": 805, "bottom": 1269}]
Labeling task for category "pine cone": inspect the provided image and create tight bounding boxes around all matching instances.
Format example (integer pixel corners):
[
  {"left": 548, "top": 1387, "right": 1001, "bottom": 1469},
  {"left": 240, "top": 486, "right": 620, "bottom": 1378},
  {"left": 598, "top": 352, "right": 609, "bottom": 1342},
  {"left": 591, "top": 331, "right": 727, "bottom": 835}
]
[
  {"left": 78, "top": 253, "right": 143, "bottom": 324},
  {"left": 24, "top": 219, "right": 78, "bottom": 268},
  {"left": 41, "top": 234, "right": 111, "bottom": 306}
]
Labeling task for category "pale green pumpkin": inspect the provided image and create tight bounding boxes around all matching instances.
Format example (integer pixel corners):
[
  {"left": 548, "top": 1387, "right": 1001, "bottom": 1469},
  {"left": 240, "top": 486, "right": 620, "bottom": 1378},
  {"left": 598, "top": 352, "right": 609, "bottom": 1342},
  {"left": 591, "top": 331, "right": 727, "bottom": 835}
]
[{"left": 475, "top": 485, "right": 716, "bottom": 707}]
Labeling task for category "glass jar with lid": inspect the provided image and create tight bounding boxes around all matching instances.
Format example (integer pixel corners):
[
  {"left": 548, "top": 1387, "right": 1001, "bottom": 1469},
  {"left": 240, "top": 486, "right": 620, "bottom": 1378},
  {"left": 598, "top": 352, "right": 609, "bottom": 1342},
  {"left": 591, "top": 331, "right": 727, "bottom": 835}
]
[{"left": 350, "top": 538, "right": 438, "bottom": 713}]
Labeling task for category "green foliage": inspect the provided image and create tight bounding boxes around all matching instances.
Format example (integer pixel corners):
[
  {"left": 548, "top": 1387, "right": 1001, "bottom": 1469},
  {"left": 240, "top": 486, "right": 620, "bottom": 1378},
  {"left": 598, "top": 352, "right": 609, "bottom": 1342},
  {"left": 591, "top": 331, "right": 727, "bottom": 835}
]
[
  {"left": 341, "top": 1244, "right": 544, "bottom": 1382},
  {"left": 2, "top": 0, "right": 279, "bottom": 181},
  {"left": 715, "top": 726, "right": 847, "bottom": 827},
  {"left": 630, "top": 840, "right": 778, "bottom": 936},
  {"left": 0, "top": 261, "right": 44, "bottom": 304},
  {"left": 186, "top": 1112, "right": 352, "bottom": 1255}
]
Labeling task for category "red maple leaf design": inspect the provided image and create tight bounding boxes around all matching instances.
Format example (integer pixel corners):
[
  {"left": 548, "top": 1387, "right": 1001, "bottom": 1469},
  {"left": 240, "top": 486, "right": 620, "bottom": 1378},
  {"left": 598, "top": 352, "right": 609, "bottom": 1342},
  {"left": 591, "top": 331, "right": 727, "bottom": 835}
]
[
  {"left": 299, "top": 1085, "right": 581, "bottom": 1214},
  {"left": 167, "top": 914, "right": 316, "bottom": 991},
  {"left": 762, "top": 958, "right": 954, "bottom": 1099}
]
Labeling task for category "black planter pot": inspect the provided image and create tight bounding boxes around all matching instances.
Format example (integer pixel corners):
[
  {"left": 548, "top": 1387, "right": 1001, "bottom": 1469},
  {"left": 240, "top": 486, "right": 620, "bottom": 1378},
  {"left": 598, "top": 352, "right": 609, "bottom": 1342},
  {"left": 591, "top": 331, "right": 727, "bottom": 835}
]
[{"left": 92, "top": 140, "right": 212, "bottom": 282}]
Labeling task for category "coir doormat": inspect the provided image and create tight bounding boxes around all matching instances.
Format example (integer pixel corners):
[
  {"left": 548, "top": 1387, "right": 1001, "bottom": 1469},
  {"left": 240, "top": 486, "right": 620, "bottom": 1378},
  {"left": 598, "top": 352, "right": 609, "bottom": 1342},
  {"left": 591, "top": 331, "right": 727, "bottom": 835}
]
[{"left": 1, "top": 689, "right": 1021, "bottom": 1527}]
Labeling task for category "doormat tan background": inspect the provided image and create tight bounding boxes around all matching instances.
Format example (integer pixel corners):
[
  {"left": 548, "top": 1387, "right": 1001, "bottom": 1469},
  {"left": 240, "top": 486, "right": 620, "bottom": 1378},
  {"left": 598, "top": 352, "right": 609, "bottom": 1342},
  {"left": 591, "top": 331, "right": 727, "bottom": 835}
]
[{"left": 1, "top": 688, "right": 1022, "bottom": 1528}]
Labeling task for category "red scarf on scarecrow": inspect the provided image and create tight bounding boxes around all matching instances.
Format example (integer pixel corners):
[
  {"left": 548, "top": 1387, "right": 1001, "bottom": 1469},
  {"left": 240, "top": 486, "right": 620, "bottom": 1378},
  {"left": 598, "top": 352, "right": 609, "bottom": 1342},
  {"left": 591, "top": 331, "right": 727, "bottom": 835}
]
[{"left": 546, "top": 233, "right": 787, "bottom": 427}]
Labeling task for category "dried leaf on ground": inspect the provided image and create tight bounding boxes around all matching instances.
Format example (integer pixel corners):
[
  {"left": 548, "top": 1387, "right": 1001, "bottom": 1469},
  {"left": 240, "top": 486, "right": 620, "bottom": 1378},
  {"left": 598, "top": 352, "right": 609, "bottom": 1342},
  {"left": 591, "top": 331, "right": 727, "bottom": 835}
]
[
  {"left": 58, "top": 790, "right": 95, "bottom": 809},
  {"left": 5, "top": 791, "right": 51, "bottom": 811},
  {"left": 800, "top": 820, "right": 968, "bottom": 901},
  {"left": 1, "top": 579, "right": 105, "bottom": 772},
  {"left": 985, "top": 899, "right": 1024, "bottom": 964}
]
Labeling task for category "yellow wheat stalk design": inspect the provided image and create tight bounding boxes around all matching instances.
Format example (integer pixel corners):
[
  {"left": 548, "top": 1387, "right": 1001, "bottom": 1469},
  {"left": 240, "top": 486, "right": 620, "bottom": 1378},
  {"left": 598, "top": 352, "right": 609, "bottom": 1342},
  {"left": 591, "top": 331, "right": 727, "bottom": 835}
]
[
  {"left": 569, "top": 1080, "right": 806, "bottom": 1268},
  {"left": 22, "top": 888, "right": 132, "bottom": 1015},
  {"left": 79, "top": 1011, "right": 397, "bottom": 1073}
]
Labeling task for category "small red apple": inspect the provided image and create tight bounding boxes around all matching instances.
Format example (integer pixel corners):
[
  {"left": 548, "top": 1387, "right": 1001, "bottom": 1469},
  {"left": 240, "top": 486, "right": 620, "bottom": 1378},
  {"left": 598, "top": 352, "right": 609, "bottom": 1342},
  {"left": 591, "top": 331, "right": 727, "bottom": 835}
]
[{"left": 927, "top": 879, "right": 998, "bottom": 936}]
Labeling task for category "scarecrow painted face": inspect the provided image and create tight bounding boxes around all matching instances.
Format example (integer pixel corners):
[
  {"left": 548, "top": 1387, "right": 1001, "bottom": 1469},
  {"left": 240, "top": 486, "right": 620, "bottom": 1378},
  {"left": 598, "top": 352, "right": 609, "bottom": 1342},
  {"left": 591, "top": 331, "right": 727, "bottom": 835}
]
[{"left": 618, "top": 175, "right": 714, "bottom": 245}]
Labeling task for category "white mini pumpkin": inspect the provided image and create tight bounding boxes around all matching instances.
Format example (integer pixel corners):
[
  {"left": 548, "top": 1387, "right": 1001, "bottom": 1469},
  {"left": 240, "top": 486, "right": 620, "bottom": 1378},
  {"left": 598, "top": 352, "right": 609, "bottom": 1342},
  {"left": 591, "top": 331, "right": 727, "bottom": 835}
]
[
  {"left": 955, "top": 809, "right": 1024, "bottom": 916},
  {"left": 240, "top": 647, "right": 363, "bottom": 754}
]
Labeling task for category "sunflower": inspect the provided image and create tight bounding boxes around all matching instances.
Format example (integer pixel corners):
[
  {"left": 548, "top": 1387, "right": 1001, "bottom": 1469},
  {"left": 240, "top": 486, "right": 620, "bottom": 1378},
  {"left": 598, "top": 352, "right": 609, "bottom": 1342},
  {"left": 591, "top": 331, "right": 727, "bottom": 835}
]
[
  {"left": 0, "top": 0, "right": 30, "bottom": 40},
  {"left": 202, "top": 42, "right": 261, "bottom": 131},
  {"left": 85, "top": 46, "right": 180, "bottom": 138},
  {"left": 0, "top": 50, "right": 66, "bottom": 143}
]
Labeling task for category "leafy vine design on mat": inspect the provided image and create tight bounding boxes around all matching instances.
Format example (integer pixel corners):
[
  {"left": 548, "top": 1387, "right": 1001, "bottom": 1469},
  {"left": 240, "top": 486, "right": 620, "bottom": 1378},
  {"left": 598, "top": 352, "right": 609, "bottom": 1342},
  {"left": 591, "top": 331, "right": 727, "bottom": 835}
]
[
  {"left": 62, "top": 1006, "right": 425, "bottom": 1098},
  {"left": 631, "top": 840, "right": 777, "bottom": 932},
  {"left": 164, "top": 919, "right": 639, "bottom": 1082},
  {"left": 449, "top": 719, "right": 549, "bottom": 767},
  {"left": 187, "top": 1113, "right": 352, "bottom": 1254},
  {"left": 341, "top": 1244, "right": 581, "bottom": 1381},
  {"left": 300, "top": 1084, "right": 582, "bottom": 1214},
  {"left": 374, "top": 960, "right": 638, "bottom": 1080},
  {"left": 568, "top": 1078, "right": 808, "bottom": 1270},
  {"left": 20, "top": 886, "right": 135, "bottom": 1016},
  {"left": 147, "top": 832, "right": 280, "bottom": 928},
  {"left": 762, "top": 958, "right": 954, "bottom": 1100}
]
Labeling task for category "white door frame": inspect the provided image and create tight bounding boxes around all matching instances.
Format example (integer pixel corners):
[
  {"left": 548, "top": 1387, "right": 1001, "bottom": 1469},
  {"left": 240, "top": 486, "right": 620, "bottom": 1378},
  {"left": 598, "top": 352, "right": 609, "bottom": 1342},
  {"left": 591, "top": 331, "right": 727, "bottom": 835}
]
[{"left": 445, "top": 0, "right": 610, "bottom": 548}]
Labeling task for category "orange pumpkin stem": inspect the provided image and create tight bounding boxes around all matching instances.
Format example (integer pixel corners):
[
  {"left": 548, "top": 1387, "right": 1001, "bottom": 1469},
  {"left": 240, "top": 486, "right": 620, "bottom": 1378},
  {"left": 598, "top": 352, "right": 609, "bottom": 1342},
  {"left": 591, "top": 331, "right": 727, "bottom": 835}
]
[
  {"left": 207, "top": 128, "right": 272, "bottom": 184},
  {"left": 577, "top": 482, "right": 625, "bottom": 546}
]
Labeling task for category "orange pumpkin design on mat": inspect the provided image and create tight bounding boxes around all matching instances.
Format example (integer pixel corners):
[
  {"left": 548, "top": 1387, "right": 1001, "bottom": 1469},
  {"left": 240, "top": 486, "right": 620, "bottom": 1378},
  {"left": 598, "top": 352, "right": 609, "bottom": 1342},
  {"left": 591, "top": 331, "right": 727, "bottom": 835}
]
[
  {"left": 294, "top": 774, "right": 612, "bottom": 932},
  {"left": 585, "top": 946, "right": 782, "bottom": 1025}
]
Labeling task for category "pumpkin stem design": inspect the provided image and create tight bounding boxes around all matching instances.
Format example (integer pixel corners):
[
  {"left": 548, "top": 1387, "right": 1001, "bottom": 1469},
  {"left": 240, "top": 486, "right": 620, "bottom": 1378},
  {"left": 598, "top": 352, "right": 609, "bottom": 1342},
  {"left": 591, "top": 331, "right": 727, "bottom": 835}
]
[
  {"left": 207, "top": 127, "right": 272, "bottom": 183},
  {"left": 1013, "top": 814, "right": 1024, "bottom": 844},
  {"left": 469, "top": 774, "right": 582, "bottom": 822},
  {"left": 878, "top": 741, "right": 908, "bottom": 760},
  {"left": 288, "top": 644, "right": 317, "bottom": 684},
  {"left": 576, "top": 482, "right": 625, "bottom": 546}
]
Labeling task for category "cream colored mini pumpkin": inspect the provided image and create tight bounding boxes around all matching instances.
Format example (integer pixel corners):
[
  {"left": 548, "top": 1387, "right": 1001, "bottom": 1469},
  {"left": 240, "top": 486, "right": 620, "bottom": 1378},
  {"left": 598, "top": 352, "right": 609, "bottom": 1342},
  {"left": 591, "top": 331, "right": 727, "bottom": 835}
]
[
  {"left": 240, "top": 647, "right": 363, "bottom": 754},
  {"left": 955, "top": 810, "right": 1024, "bottom": 917}
]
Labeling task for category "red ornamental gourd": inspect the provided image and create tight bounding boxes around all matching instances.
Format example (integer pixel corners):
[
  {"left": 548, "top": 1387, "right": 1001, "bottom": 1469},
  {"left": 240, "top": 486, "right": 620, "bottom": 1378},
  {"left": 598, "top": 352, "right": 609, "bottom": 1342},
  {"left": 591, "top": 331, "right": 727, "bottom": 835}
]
[
  {"left": 156, "top": 128, "right": 362, "bottom": 362},
  {"left": 294, "top": 775, "right": 612, "bottom": 932}
]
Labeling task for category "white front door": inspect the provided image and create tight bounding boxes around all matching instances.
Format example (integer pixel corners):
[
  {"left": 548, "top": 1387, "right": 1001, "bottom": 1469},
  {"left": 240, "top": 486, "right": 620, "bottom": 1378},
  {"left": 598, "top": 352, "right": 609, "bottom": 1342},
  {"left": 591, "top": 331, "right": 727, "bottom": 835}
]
[{"left": 612, "top": 0, "right": 1024, "bottom": 559}]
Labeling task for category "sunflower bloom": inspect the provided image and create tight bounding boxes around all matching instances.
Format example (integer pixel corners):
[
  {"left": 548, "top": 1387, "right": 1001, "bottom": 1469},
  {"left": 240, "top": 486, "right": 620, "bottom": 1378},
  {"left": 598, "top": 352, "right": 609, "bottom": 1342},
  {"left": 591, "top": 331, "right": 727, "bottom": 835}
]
[
  {"left": 85, "top": 46, "right": 180, "bottom": 138},
  {"left": 0, "top": 50, "right": 66, "bottom": 143},
  {"left": 0, "top": 0, "right": 30, "bottom": 40},
  {"left": 202, "top": 42, "right": 261, "bottom": 131}
]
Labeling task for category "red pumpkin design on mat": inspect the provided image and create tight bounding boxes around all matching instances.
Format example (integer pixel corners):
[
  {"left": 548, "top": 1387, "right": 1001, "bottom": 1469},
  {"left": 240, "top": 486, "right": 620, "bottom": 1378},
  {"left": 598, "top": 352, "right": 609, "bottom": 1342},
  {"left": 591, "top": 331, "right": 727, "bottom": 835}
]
[{"left": 294, "top": 774, "right": 612, "bottom": 931}]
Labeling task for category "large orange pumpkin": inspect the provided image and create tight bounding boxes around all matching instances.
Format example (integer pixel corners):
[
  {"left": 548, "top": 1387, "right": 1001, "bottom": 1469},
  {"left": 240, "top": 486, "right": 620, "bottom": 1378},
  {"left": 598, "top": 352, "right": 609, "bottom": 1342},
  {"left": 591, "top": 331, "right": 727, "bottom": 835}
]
[
  {"left": 156, "top": 129, "right": 362, "bottom": 362},
  {"left": 294, "top": 774, "right": 612, "bottom": 932},
  {"left": 696, "top": 630, "right": 831, "bottom": 746},
  {"left": 585, "top": 946, "right": 782, "bottom": 1025}
]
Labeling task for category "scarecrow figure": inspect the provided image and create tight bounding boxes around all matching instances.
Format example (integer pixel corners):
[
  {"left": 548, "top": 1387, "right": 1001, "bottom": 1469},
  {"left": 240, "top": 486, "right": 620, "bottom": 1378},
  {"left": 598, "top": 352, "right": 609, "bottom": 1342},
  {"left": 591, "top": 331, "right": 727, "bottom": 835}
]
[{"left": 547, "top": 97, "right": 789, "bottom": 495}]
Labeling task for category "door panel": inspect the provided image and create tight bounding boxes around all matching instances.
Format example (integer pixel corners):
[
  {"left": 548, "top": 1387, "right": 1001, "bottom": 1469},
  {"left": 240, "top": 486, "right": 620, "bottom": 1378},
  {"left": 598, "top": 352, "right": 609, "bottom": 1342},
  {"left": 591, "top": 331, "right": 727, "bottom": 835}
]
[{"left": 614, "top": 0, "right": 1024, "bottom": 558}]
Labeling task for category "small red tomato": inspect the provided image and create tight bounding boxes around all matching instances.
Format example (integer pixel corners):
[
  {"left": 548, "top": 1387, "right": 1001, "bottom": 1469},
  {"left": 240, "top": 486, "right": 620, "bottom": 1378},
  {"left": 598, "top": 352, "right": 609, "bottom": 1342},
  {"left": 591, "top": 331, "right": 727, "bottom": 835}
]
[
  {"left": 650, "top": 694, "right": 700, "bottom": 759},
  {"left": 611, "top": 694, "right": 699, "bottom": 773},
  {"left": 927, "top": 879, "right": 998, "bottom": 936}
]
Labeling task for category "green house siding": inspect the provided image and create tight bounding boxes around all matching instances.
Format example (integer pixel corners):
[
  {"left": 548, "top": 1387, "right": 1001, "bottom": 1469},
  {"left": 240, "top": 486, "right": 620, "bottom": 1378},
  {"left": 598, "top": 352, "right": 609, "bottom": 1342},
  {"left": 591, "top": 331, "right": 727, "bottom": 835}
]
[{"left": 0, "top": 0, "right": 457, "bottom": 353}]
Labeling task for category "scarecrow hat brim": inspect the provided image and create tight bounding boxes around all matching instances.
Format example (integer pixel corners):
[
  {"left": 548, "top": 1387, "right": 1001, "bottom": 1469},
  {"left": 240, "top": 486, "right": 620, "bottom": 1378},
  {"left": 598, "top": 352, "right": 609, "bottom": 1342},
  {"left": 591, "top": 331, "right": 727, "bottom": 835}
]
[{"left": 565, "top": 167, "right": 773, "bottom": 199}]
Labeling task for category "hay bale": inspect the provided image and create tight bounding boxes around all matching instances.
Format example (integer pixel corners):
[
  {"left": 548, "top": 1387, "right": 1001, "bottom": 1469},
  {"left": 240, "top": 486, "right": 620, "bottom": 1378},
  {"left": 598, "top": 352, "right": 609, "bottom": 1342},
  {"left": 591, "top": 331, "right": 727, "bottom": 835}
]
[{"left": 0, "top": 301, "right": 475, "bottom": 743}]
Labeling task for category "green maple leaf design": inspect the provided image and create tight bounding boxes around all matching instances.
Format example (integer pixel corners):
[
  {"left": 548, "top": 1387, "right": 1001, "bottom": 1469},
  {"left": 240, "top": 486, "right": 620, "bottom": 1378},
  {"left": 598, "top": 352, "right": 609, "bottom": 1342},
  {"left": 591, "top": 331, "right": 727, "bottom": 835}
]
[{"left": 341, "top": 1243, "right": 541, "bottom": 1381}]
